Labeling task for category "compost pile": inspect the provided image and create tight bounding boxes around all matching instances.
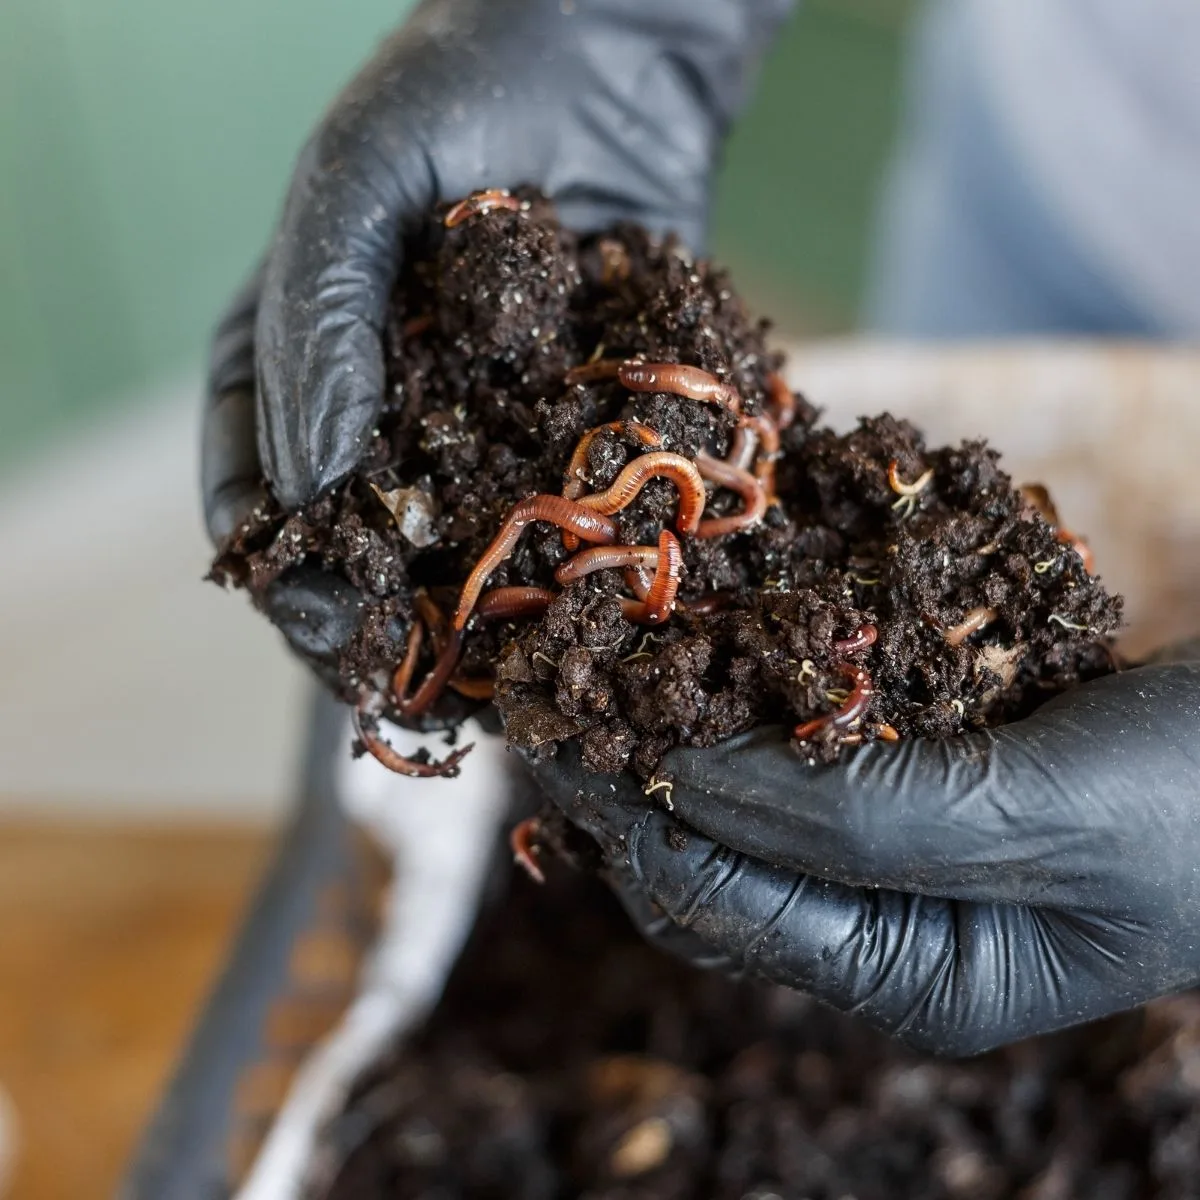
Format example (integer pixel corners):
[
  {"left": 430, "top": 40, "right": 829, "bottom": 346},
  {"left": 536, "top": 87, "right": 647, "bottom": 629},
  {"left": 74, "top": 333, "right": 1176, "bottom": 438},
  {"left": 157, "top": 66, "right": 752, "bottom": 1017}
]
[
  {"left": 211, "top": 189, "right": 1121, "bottom": 780},
  {"left": 312, "top": 868, "right": 1200, "bottom": 1200}
]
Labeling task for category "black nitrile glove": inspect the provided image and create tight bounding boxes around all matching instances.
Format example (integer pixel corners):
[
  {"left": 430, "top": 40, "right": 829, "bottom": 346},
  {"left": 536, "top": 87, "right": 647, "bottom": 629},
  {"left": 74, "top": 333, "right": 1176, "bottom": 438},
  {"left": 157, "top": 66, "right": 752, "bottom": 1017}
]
[
  {"left": 201, "top": 0, "right": 792, "bottom": 677},
  {"left": 530, "top": 645, "right": 1200, "bottom": 1057}
]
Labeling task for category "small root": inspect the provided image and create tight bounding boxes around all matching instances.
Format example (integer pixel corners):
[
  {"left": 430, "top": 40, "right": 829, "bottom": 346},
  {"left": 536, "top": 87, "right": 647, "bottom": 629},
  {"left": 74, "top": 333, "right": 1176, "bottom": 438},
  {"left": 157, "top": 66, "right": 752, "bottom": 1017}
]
[
  {"left": 888, "top": 459, "right": 934, "bottom": 519},
  {"left": 643, "top": 776, "right": 675, "bottom": 810},
  {"left": 1048, "top": 613, "right": 1091, "bottom": 633}
]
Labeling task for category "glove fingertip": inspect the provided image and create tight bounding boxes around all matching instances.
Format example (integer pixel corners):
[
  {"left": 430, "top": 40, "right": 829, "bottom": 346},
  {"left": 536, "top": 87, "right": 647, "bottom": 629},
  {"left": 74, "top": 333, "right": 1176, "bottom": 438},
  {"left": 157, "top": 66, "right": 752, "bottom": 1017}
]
[
  {"left": 257, "top": 322, "right": 385, "bottom": 512},
  {"left": 206, "top": 478, "right": 266, "bottom": 548},
  {"left": 262, "top": 566, "right": 367, "bottom": 668}
]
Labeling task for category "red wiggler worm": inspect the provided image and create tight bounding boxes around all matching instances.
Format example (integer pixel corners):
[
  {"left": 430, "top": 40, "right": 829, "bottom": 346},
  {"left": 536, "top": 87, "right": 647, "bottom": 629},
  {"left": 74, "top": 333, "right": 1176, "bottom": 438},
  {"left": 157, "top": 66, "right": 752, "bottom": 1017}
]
[
  {"left": 563, "top": 421, "right": 664, "bottom": 502},
  {"left": 695, "top": 452, "right": 768, "bottom": 537},
  {"left": 555, "top": 544, "right": 660, "bottom": 586},
  {"left": 475, "top": 586, "right": 557, "bottom": 622},
  {"left": 617, "top": 530, "right": 682, "bottom": 625},
  {"left": 577, "top": 452, "right": 706, "bottom": 536},
  {"left": 766, "top": 372, "right": 796, "bottom": 430},
  {"left": 793, "top": 665, "right": 875, "bottom": 743},
  {"left": 453, "top": 496, "right": 618, "bottom": 630},
  {"left": 617, "top": 362, "right": 742, "bottom": 414},
  {"left": 833, "top": 623, "right": 878, "bottom": 656},
  {"left": 444, "top": 189, "right": 521, "bottom": 227},
  {"left": 352, "top": 705, "right": 474, "bottom": 778}
]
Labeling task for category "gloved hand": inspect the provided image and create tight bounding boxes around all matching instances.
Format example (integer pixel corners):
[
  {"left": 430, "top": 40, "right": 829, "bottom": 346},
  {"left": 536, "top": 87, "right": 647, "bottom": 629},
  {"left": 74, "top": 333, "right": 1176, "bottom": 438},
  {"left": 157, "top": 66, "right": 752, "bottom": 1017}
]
[
  {"left": 529, "top": 644, "right": 1200, "bottom": 1057},
  {"left": 201, "top": 0, "right": 791, "bottom": 678}
]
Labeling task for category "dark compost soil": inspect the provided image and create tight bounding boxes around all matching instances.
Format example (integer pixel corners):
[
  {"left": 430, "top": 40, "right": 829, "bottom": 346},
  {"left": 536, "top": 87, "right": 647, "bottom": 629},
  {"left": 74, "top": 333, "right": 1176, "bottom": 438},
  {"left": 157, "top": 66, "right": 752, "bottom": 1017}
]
[
  {"left": 313, "top": 866, "right": 1200, "bottom": 1200},
  {"left": 212, "top": 191, "right": 1122, "bottom": 779}
]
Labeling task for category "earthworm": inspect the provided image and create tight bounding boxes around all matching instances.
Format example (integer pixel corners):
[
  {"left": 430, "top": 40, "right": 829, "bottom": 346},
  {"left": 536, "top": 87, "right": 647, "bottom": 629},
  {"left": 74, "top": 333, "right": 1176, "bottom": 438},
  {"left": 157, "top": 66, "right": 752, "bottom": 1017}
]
[
  {"left": 624, "top": 567, "right": 653, "bottom": 600},
  {"left": 618, "top": 531, "right": 682, "bottom": 625},
  {"left": 1019, "top": 484, "right": 1059, "bottom": 526},
  {"left": 510, "top": 817, "right": 545, "bottom": 885},
  {"left": 888, "top": 458, "right": 935, "bottom": 497},
  {"left": 394, "top": 628, "right": 466, "bottom": 717},
  {"left": 766, "top": 372, "right": 796, "bottom": 430},
  {"left": 447, "top": 675, "right": 495, "bottom": 701},
  {"left": 389, "top": 619, "right": 425, "bottom": 703},
  {"left": 352, "top": 705, "right": 474, "bottom": 778},
  {"left": 563, "top": 421, "right": 663, "bottom": 502},
  {"left": 1021, "top": 486, "right": 1095, "bottom": 574},
  {"left": 695, "top": 452, "right": 768, "bottom": 537},
  {"left": 401, "top": 313, "right": 433, "bottom": 338},
  {"left": 564, "top": 358, "right": 625, "bottom": 386},
  {"left": 442, "top": 588, "right": 556, "bottom": 702},
  {"left": 833, "top": 623, "right": 878, "bottom": 656},
  {"left": 560, "top": 422, "right": 663, "bottom": 550},
  {"left": 617, "top": 362, "right": 742, "bottom": 414},
  {"left": 444, "top": 189, "right": 521, "bottom": 227},
  {"left": 555, "top": 544, "right": 660, "bottom": 586},
  {"left": 577, "top": 452, "right": 706, "bottom": 536},
  {"left": 453, "top": 496, "right": 617, "bottom": 630},
  {"left": 943, "top": 606, "right": 998, "bottom": 648},
  {"left": 475, "top": 586, "right": 556, "bottom": 622},
  {"left": 679, "top": 591, "right": 733, "bottom": 616},
  {"left": 1057, "top": 529, "right": 1095, "bottom": 575},
  {"left": 744, "top": 413, "right": 781, "bottom": 499},
  {"left": 727, "top": 423, "right": 758, "bottom": 472},
  {"left": 726, "top": 411, "right": 780, "bottom": 479},
  {"left": 386, "top": 596, "right": 464, "bottom": 718},
  {"left": 793, "top": 665, "right": 874, "bottom": 742},
  {"left": 414, "top": 591, "right": 449, "bottom": 636}
]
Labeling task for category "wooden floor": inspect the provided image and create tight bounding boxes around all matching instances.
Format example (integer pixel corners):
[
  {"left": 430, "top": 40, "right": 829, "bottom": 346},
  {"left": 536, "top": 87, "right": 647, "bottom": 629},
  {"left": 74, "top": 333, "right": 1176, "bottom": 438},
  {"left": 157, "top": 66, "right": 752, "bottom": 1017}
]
[{"left": 0, "top": 820, "right": 273, "bottom": 1200}]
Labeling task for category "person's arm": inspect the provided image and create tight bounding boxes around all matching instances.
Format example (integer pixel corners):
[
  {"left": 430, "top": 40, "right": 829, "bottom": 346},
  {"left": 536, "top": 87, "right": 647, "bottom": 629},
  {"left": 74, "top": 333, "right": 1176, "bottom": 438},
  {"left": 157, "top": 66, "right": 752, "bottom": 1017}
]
[
  {"left": 202, "top": 0, "right": 793, "bottom": 681},
  {"left": 530, "top": 642, "right": 1200, "bottom": 1056}
]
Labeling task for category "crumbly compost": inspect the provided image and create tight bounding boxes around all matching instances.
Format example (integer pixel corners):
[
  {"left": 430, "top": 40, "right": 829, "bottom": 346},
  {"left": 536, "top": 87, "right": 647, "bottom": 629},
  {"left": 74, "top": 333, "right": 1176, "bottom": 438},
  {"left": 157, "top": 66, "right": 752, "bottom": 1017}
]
[
  {"left": 212, "top": 192, "right": 1121, "bottom": 777},
  {"left": 312, "top": 867, "right": 1200, "bottom": 1200}
]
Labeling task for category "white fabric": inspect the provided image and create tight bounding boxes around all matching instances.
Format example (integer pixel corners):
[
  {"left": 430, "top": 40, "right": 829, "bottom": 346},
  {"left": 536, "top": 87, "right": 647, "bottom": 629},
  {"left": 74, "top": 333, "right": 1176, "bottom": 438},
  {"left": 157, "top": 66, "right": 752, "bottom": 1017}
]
[{"left": 233, "top": 715, "right": 515, "bottom": 1200}]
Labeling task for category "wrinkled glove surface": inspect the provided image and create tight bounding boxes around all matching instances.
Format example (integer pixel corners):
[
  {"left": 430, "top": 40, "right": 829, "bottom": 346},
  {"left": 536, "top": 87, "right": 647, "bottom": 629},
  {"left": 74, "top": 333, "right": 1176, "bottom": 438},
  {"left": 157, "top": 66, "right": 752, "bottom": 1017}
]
[{"left": 530, "top": 644, "right": 1200, "bottom": 1057}]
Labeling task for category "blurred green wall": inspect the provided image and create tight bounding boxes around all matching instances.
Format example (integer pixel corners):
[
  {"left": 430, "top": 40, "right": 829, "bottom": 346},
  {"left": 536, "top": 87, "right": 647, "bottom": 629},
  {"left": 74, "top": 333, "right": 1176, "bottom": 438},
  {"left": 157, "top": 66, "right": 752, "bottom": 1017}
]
[
  {"left": 0, "top": 0, "right": 410, "bottom": 470},
  {"left": 0, "top": 0, "right": 912, "bottom": 473}
]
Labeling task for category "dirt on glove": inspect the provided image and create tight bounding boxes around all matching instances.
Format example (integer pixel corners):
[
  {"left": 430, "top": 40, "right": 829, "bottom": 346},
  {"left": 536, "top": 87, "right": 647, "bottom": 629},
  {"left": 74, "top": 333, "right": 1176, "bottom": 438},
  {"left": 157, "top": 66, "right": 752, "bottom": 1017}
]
[{"left": 212, "top": 191, "right": 1121, "bottom": 778}]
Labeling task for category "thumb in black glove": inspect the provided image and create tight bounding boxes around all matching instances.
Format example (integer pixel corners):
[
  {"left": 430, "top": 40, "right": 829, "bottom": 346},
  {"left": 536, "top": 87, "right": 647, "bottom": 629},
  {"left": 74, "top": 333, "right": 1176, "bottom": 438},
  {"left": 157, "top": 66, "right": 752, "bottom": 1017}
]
[
  {"left": 201, "top": 0, "right": 792, "bottom": 684},
  {"left": 529, "top": 649, "right": 1200, "bottom": 1057}
]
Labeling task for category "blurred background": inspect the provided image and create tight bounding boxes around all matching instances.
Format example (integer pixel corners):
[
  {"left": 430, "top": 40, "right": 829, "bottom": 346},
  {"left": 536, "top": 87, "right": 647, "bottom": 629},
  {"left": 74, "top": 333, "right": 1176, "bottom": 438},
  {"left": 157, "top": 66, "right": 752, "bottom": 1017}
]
[{"left": 5, "top": 0, "right": 1200, "bottom": 1196}]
